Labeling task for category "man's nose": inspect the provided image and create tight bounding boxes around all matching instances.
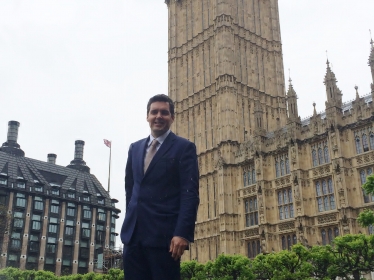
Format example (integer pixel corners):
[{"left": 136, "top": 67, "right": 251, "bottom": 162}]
[{"left": 156, "top": 111, "right": 163, "bottom": 118}]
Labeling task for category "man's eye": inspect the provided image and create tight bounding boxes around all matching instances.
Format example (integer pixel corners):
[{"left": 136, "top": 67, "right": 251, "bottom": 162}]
[{"left": 161, "top": 110, "right": 170, "bottom": 115}]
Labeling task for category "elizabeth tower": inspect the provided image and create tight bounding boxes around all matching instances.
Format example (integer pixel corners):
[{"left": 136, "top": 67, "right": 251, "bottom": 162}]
[{"left": 165, "top": 0, "right": 288, "bottom": 261}]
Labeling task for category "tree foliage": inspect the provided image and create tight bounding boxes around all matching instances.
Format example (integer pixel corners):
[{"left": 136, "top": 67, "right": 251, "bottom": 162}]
[{"left": 358, "top": 173, "right": 374, "bottom": 227}]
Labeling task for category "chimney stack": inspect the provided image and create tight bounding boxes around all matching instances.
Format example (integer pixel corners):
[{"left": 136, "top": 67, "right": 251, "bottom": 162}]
[
  {"left": 7, "top": 121, "right": 20, "bottom": 143},
  {"left": 67, "top": 140, "right": 90, "bottom": 173},
  {"left": 47, "top": 154, "right": 57, "bottom": 164},
  {"left": 0, "top": 121, "right": 25, "bottom": 156}
]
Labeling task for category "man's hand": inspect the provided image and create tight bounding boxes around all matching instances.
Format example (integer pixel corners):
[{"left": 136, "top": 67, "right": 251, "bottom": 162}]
[{"left": 169, "top": 236, "right": 188, "bottom": 260}]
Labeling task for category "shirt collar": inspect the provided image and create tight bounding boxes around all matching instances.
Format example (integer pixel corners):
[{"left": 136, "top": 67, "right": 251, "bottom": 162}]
[{"left": 148, "top": 130, "right": 171, "bottom": 146}]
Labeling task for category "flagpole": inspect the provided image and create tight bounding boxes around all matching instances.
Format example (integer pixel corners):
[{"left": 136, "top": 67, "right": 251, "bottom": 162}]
[{"left": 107, "top": 143, "right": 111, "bottom": 193}]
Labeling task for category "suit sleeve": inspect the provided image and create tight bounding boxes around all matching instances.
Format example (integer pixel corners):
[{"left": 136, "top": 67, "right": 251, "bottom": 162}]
[
  {"left": 173, "top": 142, "right": 200, "bottom": 242},
  {"left": 125, "top": 144, "right": 134, "bottom": 209}
]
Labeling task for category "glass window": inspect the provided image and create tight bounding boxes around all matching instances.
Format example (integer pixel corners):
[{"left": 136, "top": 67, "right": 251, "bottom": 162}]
[
  {"left": 47, "top": 237, "right": 56, "bottom": 244},
  {"left": 46, "top": 244, "right": 56, "bottom": 253},
  {"left": 370, "top": 134, "right": 374, "bottom": 150},
  {"left": 244, "top": 197, "right": 258, "bottom": 227},
  {"left": 278, "top": 188, "right": 294, "bottom": 220},
  {"left": 324, "top": 146, "right": 329, "bottom": 163},
  {"left": 50, "top": 217, "right": 58, "bottom": 224},
  {"left": 17, "top": 182, "right": 25, "bottom": 189},
  {"left": 31, "top": 221, "right": 41, "bottom": 231},
  {"left": 49, "top": 224, "right": 58, "bottom": 233},
  {"left": 66, "top": 220, "right": 74, "bottom": 226},
  {"left": 356, "top": 137, "right": 362, "bottom": 154},
  {"left": 13, "top": 218, "right": 24, "bottom": 228},
  {"left": 67, "top": 207, "right": 75, "bottom": 217},
  {"left": 29, "top": 241, "right": 39, "bottom": 252},
  {"left": 27, "top": 256, "right": 37, "bottom": 263},
  {"left": 312, "top": 150, "right": 317, "bottom": 166},
  {"left": 361, "top": 167, "right": 374, "bottom": 203},
  {"left": 67, "top": 192, "right": 75, "bottom": 199},
  {"left": 34, "top": 201, "right": 43, "bottom": 211},
  {"left": 50, "top": 205, "right": 59, "bottom": 214},
  {"left": 65, "top": 226, "right": 74, "bottom": 237},
  {"left": 34, "top": 186, "right": 43, "bottom": 192},
  {"left": 51, "top": 188, "right": 60, "bottom": 196},
  {"left": 316, "top": 178, "right": 335, "bottom": 212},
  {"left": 0, "top": 178, "right": 7, "bottom": 185},
  {"left": 363, "top": 134, "right": 369, "bottom": 152},
  {"left": 83, "top": 196, "right": 90, "bottom": 202}
]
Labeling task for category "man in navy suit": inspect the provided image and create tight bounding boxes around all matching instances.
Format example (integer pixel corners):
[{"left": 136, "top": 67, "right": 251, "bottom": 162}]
[{"left": 121, "top": 94, "right": 199, "bottom": 280}]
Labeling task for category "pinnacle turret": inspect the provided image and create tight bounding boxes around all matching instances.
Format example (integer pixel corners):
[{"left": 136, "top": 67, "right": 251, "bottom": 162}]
[
  {"left": 286, "top": 77, "right": 300, "bottom": 122},
  {"left": 324, "top": 59, "right": 343, "bottom": 109}
]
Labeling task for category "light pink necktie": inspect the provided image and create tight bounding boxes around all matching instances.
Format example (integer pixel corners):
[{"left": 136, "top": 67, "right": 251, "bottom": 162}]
[{"left": 144, "top": 139, "right": 159, "bottom": 173}]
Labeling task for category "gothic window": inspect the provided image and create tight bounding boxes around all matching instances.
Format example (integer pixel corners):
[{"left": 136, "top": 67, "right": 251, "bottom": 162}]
[
  {"left": 281, "top": 234, "right": 297, "bottom": 250},
  {"left": 321, "top": 227, "right": 339, "bottom": 245},
  {"left": 247, "top": 240, "right": 261, "bottom": 259},
  {"left": 324, "top": 146, "right": 330, "bottom": 163},
  {"left": 312, "top": 150, "right": 317, "bottom": 167},
  {"left": 315, "top": 178, "right": 335, "bottom": 212},
  {"left": 355, "top": 126, "right": 374, "bottom": 154},
  {"left": 361, "top": 167, "right": 374, "bottom": 203},
  {"left": 370, "top": 133, "right": 374, "bottom": 150},
  {"left": 243, "top": 164, "right": 256, "bottom": 187},
  {"left": 311, "top": 141, "right": 329, "bottom": 166},
  {"left": 278, "top": 188, "right": 294, "bottom": 220},
  {"left": 275, "top": 154, "right": 290, "bottom": 178},
  {"left": 245, "top": 197, "right": 258, "bottom": 227},
  {"left": 318, "top": 148, "right": 323, "bottom": 165},
  {"left": 369, "top": 224, "right": 374, "bottom": 235}
]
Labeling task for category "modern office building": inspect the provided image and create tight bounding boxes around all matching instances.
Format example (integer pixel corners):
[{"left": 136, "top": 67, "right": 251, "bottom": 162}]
[
  {"left": 0, "top": 121, "right": 121, "bottom": 275},
  {"left": 165, "top": 0, "right": 374, "bottom": 262}
]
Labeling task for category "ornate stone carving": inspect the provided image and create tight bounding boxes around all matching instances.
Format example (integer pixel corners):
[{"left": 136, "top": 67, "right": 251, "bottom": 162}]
[
  {"left": 278, "top": 221, "right": 295, "bottom": 231},
  {"left": 317, "top": 214, "right": 337, "bottom": 224}
]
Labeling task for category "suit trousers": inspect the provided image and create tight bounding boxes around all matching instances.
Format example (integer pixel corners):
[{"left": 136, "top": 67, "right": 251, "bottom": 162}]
[{"left": 123, "top": 223, "right": 180, "bottom": 280}]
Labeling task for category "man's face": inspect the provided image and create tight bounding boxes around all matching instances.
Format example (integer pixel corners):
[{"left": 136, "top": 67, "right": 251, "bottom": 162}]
[{"left": 147, "top": 101, "right": 175, "bottom": 138}]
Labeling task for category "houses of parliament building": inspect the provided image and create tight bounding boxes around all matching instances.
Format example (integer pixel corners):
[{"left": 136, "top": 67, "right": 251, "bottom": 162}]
[{"left": 164, "top": 0, "right": 374, "bottom": 262}]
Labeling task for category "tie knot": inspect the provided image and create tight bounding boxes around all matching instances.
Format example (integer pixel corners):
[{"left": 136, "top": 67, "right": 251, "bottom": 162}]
[{"left": 151, "top": 139, "right": 159, "bottom": 147}]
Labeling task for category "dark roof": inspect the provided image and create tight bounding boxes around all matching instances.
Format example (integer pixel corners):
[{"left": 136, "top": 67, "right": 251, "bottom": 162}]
[{"left": 0, "top": 150, "right": 118, "bottom": 210}]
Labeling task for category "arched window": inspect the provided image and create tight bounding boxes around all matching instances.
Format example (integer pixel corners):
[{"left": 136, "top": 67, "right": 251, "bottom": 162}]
[
  {"left": 280, "top": 160, "right": 285, "bottom": 176},
  {"left": 322, "top": 181, "right": 328, "bottom": 195},
  {"left": 317, "top": 197, "right": 323, "bottom": 212},
  {"left": 363, "top": 134, "right": 369, "bottom": 152},
  {"left": 283, "top": 190, "right": 288, "bottom": 204},
  {"left": 324, "top": 197, "right": 330, "bottom": 211},
  {"left": 356, "top": 137, "right": 362, "bottom": 154},
  {"left": 287, "top": 235, "right": 292, "bottom": 250},
  {"left": 247, "top": 171, "right": 251, "bottom": 186},
  {"left": 360, "top": 170, "right": 367, "bottom": 184},
  {"left": 252, "top": 169, "right": 256, "bottom": 184},
  {"left": 312, "top": 150, "right": 317, "bottom": 166},
  {"left": 316, "top": 182, "right": 321, "bottom": 196},
  {"left": 275, "top": 162, "right": 280, "bottom": 177},
  {"left": 370, "top": 133, "right": 374, "bottom": 150},
  {"left": 334, "top": 227, "right": 339, "bottom": 237},
  {"left": 330, "top": 195, "right": 335, "bottom": 210},
  {"left": 293, "top": 235, "right": 297, "bottom": 245},
  {"left": 285, "top": 158, "right": 290, "bottom": 174},
  {"left": 288, "top": 189, "right": 293, "bottom": 203},
  {"left": 252, "top": 242, "right": 256, "bottom": 258},
  {"left": 328, "top": 179, "right": 333, "bottom": 193},
  {"left": 328, "top": 228, "right": 333, "bottom": 244},
  {"left": 282, "top": 236, "right": 286, "bottom": 250},
  {"left": 369, "top": 225, "right": 374, "bottom": 235},
  {"left": 256, "top": 240, "right": 261, "bottom": 255},
  {"left": 243, "top": 173, "right": 247, "bottom": 186},
  {"left": 318, "top": 148, "right": 323, "bottom": 165},
  {"left": 324, "top": 146, "right": 330, "bottom": 163},
  {"left": 321, "top": 229, "right": 326, "bottom": 245}
]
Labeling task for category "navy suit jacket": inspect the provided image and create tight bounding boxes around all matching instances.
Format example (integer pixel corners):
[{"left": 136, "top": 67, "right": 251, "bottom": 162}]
[{"left": 120, "top": 132, "right": 199, "bottom": 248}]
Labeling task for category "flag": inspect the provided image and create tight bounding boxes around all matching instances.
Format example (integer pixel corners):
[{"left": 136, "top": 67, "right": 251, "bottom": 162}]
[{"left": 103, "top": 139, "right": 111, "bottom": 148}]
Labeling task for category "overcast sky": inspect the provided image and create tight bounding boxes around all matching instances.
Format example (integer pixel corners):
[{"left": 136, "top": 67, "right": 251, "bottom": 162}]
[{"left": 0, "top": 1, "right": 373, "bottom": 244}]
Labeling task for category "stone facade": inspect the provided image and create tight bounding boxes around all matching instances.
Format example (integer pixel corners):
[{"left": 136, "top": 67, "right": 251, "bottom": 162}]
[{"left": 165, "top": 0, "right": 374, "bottom": 263}]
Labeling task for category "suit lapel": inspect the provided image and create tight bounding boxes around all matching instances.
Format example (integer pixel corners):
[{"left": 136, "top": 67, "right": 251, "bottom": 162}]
[
  {"left": 143, "top": 132, "right": 176, "bottom": 176},
  {"left": 136, "top": 137, "right": 149, "bottom": 177}
]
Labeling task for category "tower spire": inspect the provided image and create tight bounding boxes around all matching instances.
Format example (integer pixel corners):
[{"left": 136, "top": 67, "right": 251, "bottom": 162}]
[
  {"left": 324, "top": 59, "right": 342, "bottom": 109},
  {"left": 369, "top": 30, "right": 374, "bottom": 91},
  {"left": 286, "top": 75, "right": 300, "bottom": 123}
]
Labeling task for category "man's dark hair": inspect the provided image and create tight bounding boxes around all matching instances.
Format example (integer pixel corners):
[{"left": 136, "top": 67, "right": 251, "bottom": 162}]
[{"left": 147, "top": 94, "right": 175, "bottom": 116}]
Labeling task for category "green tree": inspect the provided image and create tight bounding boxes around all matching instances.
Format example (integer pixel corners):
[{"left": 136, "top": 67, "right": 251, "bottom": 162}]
[
  {"left": 307, "top": 245, "right": 338, "bottom": 280},
  {"left": 358, "top": 173, "right": 374, "bottom": 227},
  {"left": 328, "top": 234, "right": 374, "bottom": 280},
  {"left": 204, "top": 254, "right": 254, "bottom": 280},
  {"left": 180, "top": 260, "right": 205, "bottom": 280}
]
